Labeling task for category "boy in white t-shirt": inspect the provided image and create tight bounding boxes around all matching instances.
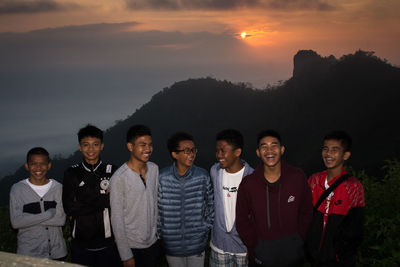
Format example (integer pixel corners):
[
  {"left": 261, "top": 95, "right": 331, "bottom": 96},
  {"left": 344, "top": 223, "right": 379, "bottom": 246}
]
[
  {"left": 210, "top": 129, "right": 254, "bottom": 267},
  {"left": 9, "top": 147, "right": 67, "bottom": 260}
]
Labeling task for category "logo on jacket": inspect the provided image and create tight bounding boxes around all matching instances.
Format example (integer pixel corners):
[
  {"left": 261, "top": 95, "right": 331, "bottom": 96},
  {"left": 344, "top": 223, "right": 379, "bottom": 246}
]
[
  {"left": 288, "top": 195, "right": 295, "bottom": 203},
  {"left": 334, "top": 200, "right": 343, "bottom": 206},
  {"left": 100, "top": 178, "right": 110, "bottom": 190}
]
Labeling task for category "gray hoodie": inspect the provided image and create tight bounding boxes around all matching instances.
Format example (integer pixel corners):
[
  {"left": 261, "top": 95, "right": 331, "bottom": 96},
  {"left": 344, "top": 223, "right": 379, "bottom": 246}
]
[{"left": 9, "top": 179, "right": 67, "bottom": 259}]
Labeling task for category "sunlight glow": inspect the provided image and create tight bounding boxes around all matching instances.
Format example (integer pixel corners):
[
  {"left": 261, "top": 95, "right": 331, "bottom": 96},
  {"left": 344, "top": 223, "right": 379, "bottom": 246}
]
[{"left": 241, "top": 32, "right": 247, "bottom": 39}]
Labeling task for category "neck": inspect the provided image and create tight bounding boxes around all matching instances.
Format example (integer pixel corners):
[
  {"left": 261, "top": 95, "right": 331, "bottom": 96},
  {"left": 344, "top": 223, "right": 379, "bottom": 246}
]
[
  {"left": 327, "top": 166, "right": 343, "bottom": 182},
  {"left": 84, "top": 159, "right": 100, "bottom": 165},
  {"left": 127, "top": 158, "right": 147, "bottom": 177},
  {"left": 176, "top": 163, "right": 190, "bottom": 176},
  {"left": 29, "top": 177, "right": 50, "bottom": 186},
  {"left": 263, "top": 163, "right": 281, "bottom": 183},
  {"left": 225, "top": 160, "right": 244, "bottom": 174}
]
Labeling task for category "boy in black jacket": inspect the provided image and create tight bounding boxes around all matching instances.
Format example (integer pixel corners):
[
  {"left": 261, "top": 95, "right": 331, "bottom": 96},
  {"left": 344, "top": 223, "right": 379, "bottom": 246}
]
[{"left": 62, "top": 124, "right": 120, "bottom": 266}]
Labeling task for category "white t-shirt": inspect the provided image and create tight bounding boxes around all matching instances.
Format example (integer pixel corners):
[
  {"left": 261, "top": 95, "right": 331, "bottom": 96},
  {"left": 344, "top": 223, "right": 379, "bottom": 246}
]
[
  {"left": 222, "top": 167, "right": 245, "bottom": 232},
  {"left": 26, "top": 178, "right": 53, "bottom": 197}
]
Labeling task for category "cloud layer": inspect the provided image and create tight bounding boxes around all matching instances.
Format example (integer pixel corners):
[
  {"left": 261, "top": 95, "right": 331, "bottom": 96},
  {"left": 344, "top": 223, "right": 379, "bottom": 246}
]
[
  {"left": 0, "top": 0, "right": 77, "bottom": 14},
  {"left": 125, "top": 0, "right": 335, "bottom": 11}
]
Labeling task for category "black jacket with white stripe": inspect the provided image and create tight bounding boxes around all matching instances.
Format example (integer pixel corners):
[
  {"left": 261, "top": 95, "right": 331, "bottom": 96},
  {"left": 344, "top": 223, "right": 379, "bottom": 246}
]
[{"left": 62, "top": 160, "right": 117, "bottom": 249}]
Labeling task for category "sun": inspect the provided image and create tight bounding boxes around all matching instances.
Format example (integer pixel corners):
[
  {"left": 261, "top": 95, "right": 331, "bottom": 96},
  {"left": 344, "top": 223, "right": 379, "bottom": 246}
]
[{"left": 240, "top": 32, "right": 247, "bottom": 39}]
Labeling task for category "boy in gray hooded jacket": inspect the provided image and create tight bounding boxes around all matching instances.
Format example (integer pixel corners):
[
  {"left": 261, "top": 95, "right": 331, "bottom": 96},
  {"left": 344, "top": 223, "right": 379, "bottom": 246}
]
[{"left": 9, "top": 147, "right": 67, "bottom": 259}]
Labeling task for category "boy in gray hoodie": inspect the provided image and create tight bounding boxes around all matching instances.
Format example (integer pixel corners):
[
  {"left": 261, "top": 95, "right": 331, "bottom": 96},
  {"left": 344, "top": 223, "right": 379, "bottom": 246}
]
[{"left": 9, "top": 147, "right": 67, "bottom": 260}]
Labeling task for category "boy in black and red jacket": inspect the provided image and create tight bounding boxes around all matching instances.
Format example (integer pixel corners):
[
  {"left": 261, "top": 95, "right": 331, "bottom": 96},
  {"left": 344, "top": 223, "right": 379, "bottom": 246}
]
[{"left": 307, "top": 131, "right": 365, "bottom": 266}]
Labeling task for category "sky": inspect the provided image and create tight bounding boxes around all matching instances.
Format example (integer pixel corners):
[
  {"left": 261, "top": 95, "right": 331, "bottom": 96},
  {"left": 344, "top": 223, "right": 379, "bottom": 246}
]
[{"left": 0, "top": 0, "right": 399, "bottom": 176}]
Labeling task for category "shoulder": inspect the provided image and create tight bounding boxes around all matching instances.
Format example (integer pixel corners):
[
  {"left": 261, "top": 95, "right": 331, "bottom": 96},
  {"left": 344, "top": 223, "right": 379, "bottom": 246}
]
[
  {"left": 112, "top": 164, "right": 130, "bottom": 179},
  {"left": 344, "top": 176, "right": 364, "bottom": 194},
  {"left": 191, "top": 165, "right": 210, "bottom": 181},
  {"left": 308, "top": 171, "right": 325, "bottom": 185},
  {"left": 240, "top": 171, "right": 259, "bottom": 188},
  {"left": 10, "top": 179, "right": 27, "bottom": 193},
  {"left": 210, "top": 162, "right": 219, "bottom": 173},
  {"left": 159, "top": 165, "right": 173, "bottom": 177},
  {"left": 147, "top": 161, "right": 159, "bottom": 171},
  {"left": 50, "top": 179, "right": 62, "bottom": 188},
  {"left": 64, "top": 163, "right": 81, "bottom": 175}
]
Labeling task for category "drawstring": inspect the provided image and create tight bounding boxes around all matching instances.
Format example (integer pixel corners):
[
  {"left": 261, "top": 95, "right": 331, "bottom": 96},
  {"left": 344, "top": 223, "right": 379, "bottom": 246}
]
[
  {"left": 278, "top": 183, "right": 282, "bottom": 228},
  {"left": 266, "top": 184, "right": 271, "bottom": 230}
]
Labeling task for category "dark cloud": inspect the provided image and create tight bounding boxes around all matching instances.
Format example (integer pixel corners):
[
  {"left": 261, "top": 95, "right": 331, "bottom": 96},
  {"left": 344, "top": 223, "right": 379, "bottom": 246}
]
[
  {"left": 268, "top": 0, "right": 335, "bottom": 11},
  {"left": 0, "top": 0, "right": 77, "bottom": 15},
  {"left": 125, "top": 0, "right": 335, "bottom": 11}
]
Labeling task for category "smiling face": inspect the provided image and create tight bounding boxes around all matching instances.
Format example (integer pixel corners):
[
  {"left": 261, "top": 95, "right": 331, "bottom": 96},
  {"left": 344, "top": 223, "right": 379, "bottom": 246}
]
[
  {"left": 127, "top": 135, "right": 153, "bottom": 164},
  {"left": 25, "top": 154, "right": 51, "bottom": 185},
  {"left": 256, "top": 136, "right": 285, "bottom": 169},
  {"left": 172, "top": 140, "right": 196, "bottom": 173},
  {"left": 216, "top": 140, "right": 242, "bottom": 173},
  {"left": 322, "top": 139, "right": 350, "bottom": 173},
  {"left": 79, "top": 136, "right": 104, "bottom": 165}
]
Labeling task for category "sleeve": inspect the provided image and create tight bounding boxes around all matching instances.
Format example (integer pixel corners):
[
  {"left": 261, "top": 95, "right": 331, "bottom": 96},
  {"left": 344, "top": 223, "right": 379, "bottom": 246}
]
[
  {"left": 10, "top": 185, "right": 54, "bottom": 229},
  {"left": 62, "top": 168, "right": 106, "bottom": 217},
  {"left": 40, "top": 184, "right": 66, "bottom": 227},
  {"left": 298, "top": 172, "right": 314, "bottom": 240},
  {"left": 236, "top": 179, "right": 258, "bottom": 255},
  {"left": 335, "top": 182, "right": 365, "bottom": 264},
  {"left": 157, "top": 176, "right": 163, "bottom": 238},
  {"left": 110, "top": 172, "right": 133, "bottom": 261},
  {"left": 204, "top": 173, "right": 214, "bottom": 228}
]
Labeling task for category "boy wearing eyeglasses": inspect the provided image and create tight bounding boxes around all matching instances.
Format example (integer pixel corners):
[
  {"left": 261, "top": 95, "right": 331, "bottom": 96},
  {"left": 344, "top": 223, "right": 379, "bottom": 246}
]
[
  {"left": 158, "top": 132, "right": 214, "bottom": 267},
  {"left": 306, "top": 131, "right": 364, "bottom": 266}
]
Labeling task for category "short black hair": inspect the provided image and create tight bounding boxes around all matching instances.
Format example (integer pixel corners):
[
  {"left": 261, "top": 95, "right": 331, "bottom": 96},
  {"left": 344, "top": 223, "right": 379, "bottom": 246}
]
[
  {"left": 126, "top": 124, "right": 152, "bottom": 143},
  {"left": 167, "top": 132, "right": 194, "bottom": 155},
  {"left": 78, "top": 124, "right": 103, "bottom": 143},
  {"left": 26, "top": 147, "right": 50, "bottom": 163},
  {"left": 323, "top": 130, "right": 352, "bottom": 152},
  {"left": 257, "top": 129, "right": 282, "bottom": 145},
  {"left": 216, "top": 129, "right": 244, "bottom": 150}
]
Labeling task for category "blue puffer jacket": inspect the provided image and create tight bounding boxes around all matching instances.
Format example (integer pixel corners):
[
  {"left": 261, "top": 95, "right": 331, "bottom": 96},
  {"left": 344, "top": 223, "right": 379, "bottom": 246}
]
[{"left": 158, "top": 163, "right": 214, "bottom": 257}]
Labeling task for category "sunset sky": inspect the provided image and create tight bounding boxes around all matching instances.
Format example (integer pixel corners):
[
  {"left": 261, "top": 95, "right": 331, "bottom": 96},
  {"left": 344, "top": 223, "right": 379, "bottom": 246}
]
[{"left": 0, "top": 0, "right": 399, "bottom": 175}]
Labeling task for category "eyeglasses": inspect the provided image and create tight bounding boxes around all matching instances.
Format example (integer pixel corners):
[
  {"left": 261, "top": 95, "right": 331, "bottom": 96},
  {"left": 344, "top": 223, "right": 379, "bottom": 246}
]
[{"left": 175, "top": 147, "right": 198, "bottom": 154}]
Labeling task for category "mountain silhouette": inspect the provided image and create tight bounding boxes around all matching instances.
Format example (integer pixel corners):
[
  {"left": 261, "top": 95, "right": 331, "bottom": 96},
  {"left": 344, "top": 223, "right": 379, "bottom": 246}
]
[{"left": 1, "top": 49, "right": 399, "bottom": 205}]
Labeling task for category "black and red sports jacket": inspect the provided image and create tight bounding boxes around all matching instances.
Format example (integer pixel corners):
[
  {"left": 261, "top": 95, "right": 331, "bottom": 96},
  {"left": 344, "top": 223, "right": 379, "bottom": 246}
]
[{"left": 306, "top": 169, "right": 365, "bottom": 266}]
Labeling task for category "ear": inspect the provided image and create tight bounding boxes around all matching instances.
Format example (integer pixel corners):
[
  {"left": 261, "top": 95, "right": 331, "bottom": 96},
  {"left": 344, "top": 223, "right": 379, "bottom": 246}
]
[
  {"left": 100, "top": 143, "right": 104, "bottom": 151},
  {"left": 24, "top": 162, "right": 29, "bottom": 171},
  {"left": 234, "top": 148, "right": 242, "bottom": 157},
  {"left": 78, "top": 143, "right": 82, "bottom": 152},
  {"left": 171, "top": 151, "right": 178, "bottom": 160},
  {"left": 344, "top": 151, "right": 351, "bottom": 161},
  {"left": 127, "top": 142, "right": 133, "bottom": 152},
  {"left": 47, "top": 162, "right": 52, "bottom": 170},
  {"left": 280, "top": 145, "right": 285, "bottom": 155},
  {"left": 256, "top": 148, "right": 261, "bottom": 158}
]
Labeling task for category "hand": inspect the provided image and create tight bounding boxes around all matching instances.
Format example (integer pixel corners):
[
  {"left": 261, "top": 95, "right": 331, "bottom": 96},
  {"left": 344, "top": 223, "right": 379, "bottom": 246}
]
[
  {"left": 246, "top": 252, "right": 249, "bottom": 265},
  {"left": 47, "top": 208, "right": 56, "bottom": 218},
  {"left": 123, "top": 257, "right": 135, "bottom": 267}
]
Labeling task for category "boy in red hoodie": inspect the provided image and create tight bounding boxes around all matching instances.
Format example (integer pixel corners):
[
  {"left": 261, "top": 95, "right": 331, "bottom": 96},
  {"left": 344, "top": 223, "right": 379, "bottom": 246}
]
[{"left": 236, "top": 130, "right": 313, "bottom": 267}]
